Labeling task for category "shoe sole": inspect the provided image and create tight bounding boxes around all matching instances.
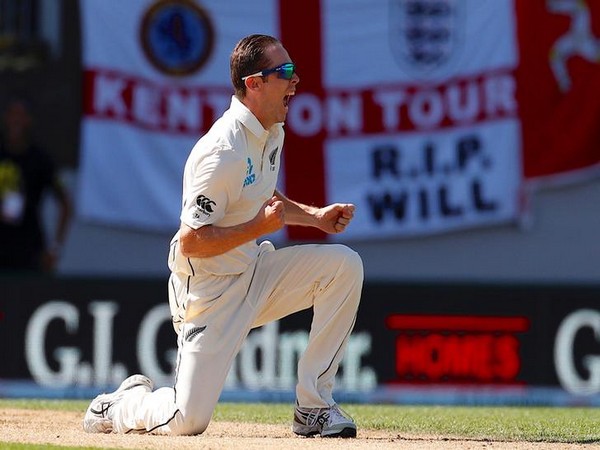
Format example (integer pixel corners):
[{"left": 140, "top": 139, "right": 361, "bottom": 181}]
[
  {"left": 293, "top": 426, "right": 357, "bottom": 438},
  {"left": 293, "top": 431, "right": 319, "bottom": 438},
  {"left": 292, "top": 423, "right": 319, "bottom": 437},
  {"left": 322, "top": 427, "right": 357, "bottom": 438}
]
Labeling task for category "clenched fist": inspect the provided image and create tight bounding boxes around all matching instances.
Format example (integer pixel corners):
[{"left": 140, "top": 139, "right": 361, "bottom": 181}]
[{"left": 256, "top": 196, "right": 285, "bottom": 234}]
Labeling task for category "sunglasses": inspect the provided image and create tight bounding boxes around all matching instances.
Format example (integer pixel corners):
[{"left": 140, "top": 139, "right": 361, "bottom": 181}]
[{"left": 241, "top": 62, "right": 296, "bottom": 81}]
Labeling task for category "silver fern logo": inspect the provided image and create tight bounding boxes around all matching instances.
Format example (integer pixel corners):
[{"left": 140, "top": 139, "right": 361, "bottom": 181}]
[
  {"left": 184, "top": 325, "right": 206, "bottom": 342},
  {"left": 389, "top": 0, "right": 464, "bottom": 78},
  {"left": 268, "top": 147, "right": 278, "bottom": 171}
]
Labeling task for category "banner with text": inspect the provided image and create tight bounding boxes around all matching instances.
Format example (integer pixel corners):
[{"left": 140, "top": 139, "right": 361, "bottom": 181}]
[
  {"left": 321, "top": 0, "right": 522, "bottom": 238},
  {"left": 2, "top": 276, "right": 600, "bottom": 403},
  {"left": 77, "top": 0, "right": 600, "bottom": 238}
]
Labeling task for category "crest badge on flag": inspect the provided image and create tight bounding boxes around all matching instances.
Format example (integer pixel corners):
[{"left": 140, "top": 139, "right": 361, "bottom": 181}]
[
  {"left": 140, "top": 0, "right": 215, "bottom": 76},
  {"left": 388, "top": 0, "right": 465, "bottom": 78}
]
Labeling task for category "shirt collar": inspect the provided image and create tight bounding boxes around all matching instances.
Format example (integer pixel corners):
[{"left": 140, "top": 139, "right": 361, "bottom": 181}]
[{"left": 229, "top": 95, "right": 278, "bottom": 138}]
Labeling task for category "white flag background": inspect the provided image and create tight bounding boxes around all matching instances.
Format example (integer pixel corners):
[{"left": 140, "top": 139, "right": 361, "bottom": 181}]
[
  {"left": 78, "top": 0, "right": 278, "bottom": 231},
  {"left": 77, "top": 0, "right": 600, "bottom": 239},
  {"left": 321, "top": 0, "right": 522, "bottom": 239}
]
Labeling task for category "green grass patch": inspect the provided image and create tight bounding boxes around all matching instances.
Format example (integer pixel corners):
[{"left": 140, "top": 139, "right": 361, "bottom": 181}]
[
  {"left": 0, "top": 399, "right": 88, "bottom": 412},
  {"left": 2, "top": 399, "right": 600, "bottom": 444},
  {"left": 213, "top": 403, "right": 600, "bottom": 443}
]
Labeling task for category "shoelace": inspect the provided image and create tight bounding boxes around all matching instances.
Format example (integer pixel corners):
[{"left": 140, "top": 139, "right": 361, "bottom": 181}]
[
  {"left": 328, "top": 404, "right": 353, "bottom": 425},
  {"left": 303, "top": 408, "right": 328, "bottom": 426}
]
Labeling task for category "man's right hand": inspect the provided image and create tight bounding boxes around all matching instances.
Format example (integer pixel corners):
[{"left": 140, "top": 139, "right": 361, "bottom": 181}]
[{"left": 256, "top": 196, "right": 285, "bottom": 234}]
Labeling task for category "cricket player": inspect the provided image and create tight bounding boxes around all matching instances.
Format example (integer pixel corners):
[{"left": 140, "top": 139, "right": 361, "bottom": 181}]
[{"left": 83, "top": 34, "right": 363, "bottom": 438}]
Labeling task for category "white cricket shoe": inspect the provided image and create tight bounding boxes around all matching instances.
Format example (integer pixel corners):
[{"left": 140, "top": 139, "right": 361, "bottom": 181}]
[
  {"left": 292, "top": 403, "right": 357, "bottom": 438},
  {"left": 83, "top": 374, "right": 153, "bottom": 433}
]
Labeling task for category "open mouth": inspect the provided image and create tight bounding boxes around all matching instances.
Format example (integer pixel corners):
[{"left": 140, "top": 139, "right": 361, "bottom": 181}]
[{"left": 283, "top": 93, "right": 294, "bottom": 107}]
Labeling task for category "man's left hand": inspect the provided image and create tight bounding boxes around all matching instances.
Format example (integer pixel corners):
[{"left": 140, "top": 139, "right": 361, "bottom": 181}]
[{"left": 316, "top": 203, "right": 355, "bottom": 234}]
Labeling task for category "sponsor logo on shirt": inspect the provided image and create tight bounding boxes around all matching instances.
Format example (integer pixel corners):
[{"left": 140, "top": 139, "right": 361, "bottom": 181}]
[
  {"left": 244, "top": 157, "right": 256, "bottom": 187},
  {"left": 193, "top": 194, "right": 216, "bottom": 219}
]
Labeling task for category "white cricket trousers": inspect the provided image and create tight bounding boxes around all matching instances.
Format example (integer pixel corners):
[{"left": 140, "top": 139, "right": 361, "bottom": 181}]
[{"left": 113, "top": 242, "right": 363, "bottom": 435}]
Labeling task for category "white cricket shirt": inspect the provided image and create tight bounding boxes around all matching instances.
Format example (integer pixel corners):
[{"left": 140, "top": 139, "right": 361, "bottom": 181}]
[{"left": 168, "top": 96, "right": 283, "bottom": 277}]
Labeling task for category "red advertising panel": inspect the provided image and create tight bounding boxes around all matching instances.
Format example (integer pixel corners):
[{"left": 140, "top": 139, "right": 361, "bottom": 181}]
[{"left": 386, "top": 314, "right": 529, "bottom": 384}]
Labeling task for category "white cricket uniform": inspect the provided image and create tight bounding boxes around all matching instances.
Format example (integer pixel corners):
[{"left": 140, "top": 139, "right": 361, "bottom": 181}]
[{"left": 112, "top": 96, "right": 363, "bottom": 435}]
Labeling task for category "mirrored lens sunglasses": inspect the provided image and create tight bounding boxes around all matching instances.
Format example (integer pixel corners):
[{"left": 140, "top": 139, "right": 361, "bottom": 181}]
[{"left": 242, "top": 63, "right": 296, "bottom": 81}]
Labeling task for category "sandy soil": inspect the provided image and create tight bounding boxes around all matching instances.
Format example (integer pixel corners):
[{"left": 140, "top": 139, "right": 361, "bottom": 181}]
[{"left": 1, "top": 408, "right": 598, "bottom": 450}]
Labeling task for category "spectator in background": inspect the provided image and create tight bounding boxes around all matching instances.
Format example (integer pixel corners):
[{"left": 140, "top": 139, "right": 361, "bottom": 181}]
[{"left": 0, "top": 96, "right": 71, "bottom": 272}]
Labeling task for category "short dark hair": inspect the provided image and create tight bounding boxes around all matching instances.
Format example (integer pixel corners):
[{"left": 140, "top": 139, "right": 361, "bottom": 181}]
[{"left": 230, "top": 34, "right": 281, "bottom": 99}]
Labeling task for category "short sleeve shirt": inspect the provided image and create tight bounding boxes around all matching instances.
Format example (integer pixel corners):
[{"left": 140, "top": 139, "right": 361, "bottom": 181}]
[{"left": 169, "top": 96, "right": 284, "bottom": 277}]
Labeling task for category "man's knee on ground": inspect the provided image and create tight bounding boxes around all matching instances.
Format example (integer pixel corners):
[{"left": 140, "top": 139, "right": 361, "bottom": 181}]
[{"left": 168, "top": 410, "right": 211, "bottom": 436}]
